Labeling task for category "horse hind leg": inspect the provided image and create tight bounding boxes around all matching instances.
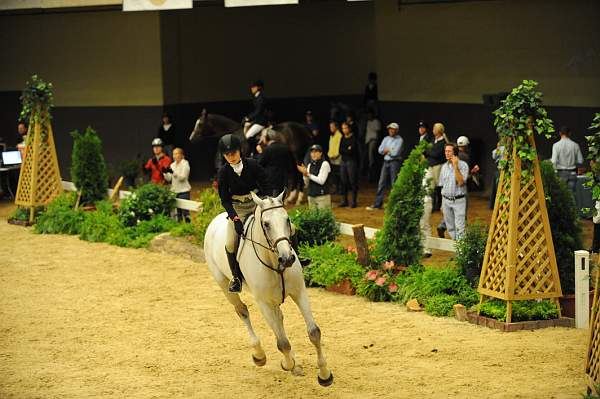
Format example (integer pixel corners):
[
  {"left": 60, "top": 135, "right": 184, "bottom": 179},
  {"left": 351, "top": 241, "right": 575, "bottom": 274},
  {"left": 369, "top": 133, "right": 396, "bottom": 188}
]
[
  {"left": 216, "top": 278, "right": 266, "bottom": 366},
  {"left": 256, "top": 302, "right": 304, "bottom": 376},
  {"left": 290, "top": 289, "right": 333, "bottom": 386}
]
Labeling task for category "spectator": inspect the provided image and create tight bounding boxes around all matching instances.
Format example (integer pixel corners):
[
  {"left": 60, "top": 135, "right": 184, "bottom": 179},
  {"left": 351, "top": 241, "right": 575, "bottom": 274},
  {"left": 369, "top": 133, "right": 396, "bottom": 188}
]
[
  {"left": 418, "top": 120, "right": 433, "bottom": 144},
  {"left": 16, "top": 121, "right": 28, "bottom": 145},
  {"left": 157, "top": 112, "right": 178, "bottom": 156},
  {"left": 339, "top": 121, "right": 360, "bottom": 208},
  {"left": 303, "top": 110, "right": 323, "bottom": 164},
  {"left": 362, "top": 110, "right": 381, "bottom": 181},
  {"left": 144, "top": 138, "right": 172, "bottom": 185},
  {"left": 489, "top": 141, "right": 505, "bottom": 209},
  {"left": 257, "top": 129, "right": 295, "bottom": 196},
  {"left": 327, "top": 121, "right": 343, "bottom": 194},
  {"left": 366, "top": 122, "right": 404, "bottom": 211},
  {"left": 591, "top": 200, "right": 600, "bottom": 254},
  {"left": 551, "top": 126, "right": 584, "bottom": 195},
  {"left": 163, "top": 147, "right": 191, "bottom": 223},
  {"left": 424, "top": 122, "right": 447, "bottom": 212},
  {"left": 439, "top": 143, "right": 469, "bottom": 240},
  {"left": 420, "top": 167, "right": 433, "bottom": 258},
  {"left": 297, "top": 144, "right": 331, "bottom": 210}
]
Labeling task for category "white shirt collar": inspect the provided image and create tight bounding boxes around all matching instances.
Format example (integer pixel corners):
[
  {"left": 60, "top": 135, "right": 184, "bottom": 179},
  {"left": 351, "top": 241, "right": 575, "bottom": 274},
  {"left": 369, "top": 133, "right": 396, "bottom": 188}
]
[{"left": 231, "top": 160, "right": 244, "bottom": 176}]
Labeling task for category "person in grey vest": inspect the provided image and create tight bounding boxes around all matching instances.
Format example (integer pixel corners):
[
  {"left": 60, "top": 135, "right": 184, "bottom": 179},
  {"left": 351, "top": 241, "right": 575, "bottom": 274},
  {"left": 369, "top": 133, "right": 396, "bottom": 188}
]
[
  {"left": 551, "top": 126, "right": 583, "bottom": 195},
  {"left": 297, "top": 144, "right": 332, "bottom": 209},
  {"left": 439, "top": 142, "right": 469, "bottom": 240}
]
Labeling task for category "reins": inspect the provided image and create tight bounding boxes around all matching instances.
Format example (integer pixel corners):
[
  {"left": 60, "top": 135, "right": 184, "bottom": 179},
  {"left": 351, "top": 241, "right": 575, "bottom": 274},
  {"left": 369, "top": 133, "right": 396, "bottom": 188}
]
[{"left": 240, "top": 204, "right": 292, "bottom": 303}]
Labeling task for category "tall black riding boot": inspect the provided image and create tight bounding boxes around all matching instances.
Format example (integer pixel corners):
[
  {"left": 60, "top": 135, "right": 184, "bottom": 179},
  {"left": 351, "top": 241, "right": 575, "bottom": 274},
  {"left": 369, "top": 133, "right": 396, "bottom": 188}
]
[
  {"left": 291, "top": 233, "right": 311, "bottom": 267},
  {"left": 226, "top": 250, "right": 242, "bottom": 293},
  {"left": 351, "top": 190, "right": 358, "bottom": 208}
]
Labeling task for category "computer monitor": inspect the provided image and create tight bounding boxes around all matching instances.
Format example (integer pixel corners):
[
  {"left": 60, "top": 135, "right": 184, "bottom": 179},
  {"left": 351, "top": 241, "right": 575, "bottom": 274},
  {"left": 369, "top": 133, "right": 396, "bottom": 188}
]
[{"left": 2, "top": 150, "right": 22, "bottom": 166}]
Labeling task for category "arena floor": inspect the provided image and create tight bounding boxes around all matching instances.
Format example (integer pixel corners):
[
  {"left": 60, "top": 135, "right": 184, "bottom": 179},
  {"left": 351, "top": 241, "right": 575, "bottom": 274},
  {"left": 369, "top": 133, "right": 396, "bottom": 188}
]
[{"left": 0, "top": 195, "right": 591, "bottom": 399}]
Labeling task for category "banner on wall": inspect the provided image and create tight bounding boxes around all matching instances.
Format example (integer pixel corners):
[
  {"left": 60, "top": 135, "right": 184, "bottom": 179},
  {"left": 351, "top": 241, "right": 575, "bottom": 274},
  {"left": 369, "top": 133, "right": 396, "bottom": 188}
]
[{"left": 123, "top": 0, "right": 192, "bottom": 11}]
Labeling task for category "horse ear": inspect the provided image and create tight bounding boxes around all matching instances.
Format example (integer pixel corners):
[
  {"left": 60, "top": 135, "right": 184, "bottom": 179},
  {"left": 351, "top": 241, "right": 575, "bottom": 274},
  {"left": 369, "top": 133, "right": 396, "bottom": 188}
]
[
  {"left": 276, "top": 188, "right": 285, "bottom": 203},
  {"left": 250, "top": 191, "right": 263, "bottom": 207}
]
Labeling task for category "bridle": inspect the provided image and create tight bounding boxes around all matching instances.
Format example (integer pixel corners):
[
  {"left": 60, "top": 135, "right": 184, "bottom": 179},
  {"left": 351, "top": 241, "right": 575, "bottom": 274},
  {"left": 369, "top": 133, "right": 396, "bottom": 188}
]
[{"left": 241, "top": 203, "right": 293, "bottom": 303}]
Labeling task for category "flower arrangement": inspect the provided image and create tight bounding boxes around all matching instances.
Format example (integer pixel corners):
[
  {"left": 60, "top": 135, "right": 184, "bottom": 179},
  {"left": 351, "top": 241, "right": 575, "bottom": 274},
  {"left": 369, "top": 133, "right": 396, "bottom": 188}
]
[{"left": 19, "top": 75, "right": 54, "bottom": 145}]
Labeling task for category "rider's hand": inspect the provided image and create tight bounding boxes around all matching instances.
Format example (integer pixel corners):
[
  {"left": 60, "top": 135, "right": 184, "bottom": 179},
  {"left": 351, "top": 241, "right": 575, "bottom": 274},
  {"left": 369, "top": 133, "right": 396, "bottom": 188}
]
[
  {"left": 151, "top": 157, "right": 158, "bottom": 166},
  {"left": 233, "top": 217, "right": 244, "bottom": 235}
]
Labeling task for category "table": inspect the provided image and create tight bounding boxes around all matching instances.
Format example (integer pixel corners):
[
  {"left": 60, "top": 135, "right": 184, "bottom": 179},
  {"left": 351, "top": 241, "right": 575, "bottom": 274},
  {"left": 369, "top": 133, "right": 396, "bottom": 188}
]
[
  {"left": 0, "top": 165, "right": 20, "bottom": 199},
  {"left": 576, "top": 175, "right": 593, "bottom": 219}
]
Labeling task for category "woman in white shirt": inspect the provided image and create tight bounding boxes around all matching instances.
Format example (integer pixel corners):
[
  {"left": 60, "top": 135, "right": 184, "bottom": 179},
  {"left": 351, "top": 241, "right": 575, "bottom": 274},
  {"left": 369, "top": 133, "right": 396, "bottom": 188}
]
[
  {"left": 297, "top": 144, "right": 332, "bottom": 210},
  {"left": 163, "top": 147, "right": 191, "bottom": 222}
]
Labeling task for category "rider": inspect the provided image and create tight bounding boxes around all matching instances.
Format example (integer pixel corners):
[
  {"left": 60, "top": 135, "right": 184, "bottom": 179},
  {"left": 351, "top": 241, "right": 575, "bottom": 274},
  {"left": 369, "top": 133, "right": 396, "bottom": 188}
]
[
  {"left": 218, "top": 134, "right": 272, "bottom": 293},
  {"left": 244, "top": 80, "right": 268, "bottom": 154},
  {"left": 217, "top": 134, "right": 310, "bottom": 293}
]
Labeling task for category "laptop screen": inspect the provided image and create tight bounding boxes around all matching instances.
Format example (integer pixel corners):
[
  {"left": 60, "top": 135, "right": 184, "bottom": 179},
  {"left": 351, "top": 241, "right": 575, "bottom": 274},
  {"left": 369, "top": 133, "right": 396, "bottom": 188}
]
[{"left": 2, "top": 151, "right": 22, "bottom": 165}]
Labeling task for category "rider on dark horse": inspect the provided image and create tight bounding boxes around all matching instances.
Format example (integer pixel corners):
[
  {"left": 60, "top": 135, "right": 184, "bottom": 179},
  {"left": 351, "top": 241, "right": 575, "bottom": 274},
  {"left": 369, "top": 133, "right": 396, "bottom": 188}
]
[
  {"left": 244, "top": 80, "right": 268, "bottom": 156},
  {"left": 217, "top": 134, "right": 310, "bottom": 293}
]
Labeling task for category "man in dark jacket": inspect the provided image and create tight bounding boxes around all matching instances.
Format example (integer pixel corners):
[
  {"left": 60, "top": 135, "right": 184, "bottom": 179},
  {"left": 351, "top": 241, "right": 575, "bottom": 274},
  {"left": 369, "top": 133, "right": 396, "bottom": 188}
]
[
  {"left": 424, "top": 122, "right": 447, "bottom": 212},
  {"left": 257, "top": 130, "right": 295, "bottom": 196}
]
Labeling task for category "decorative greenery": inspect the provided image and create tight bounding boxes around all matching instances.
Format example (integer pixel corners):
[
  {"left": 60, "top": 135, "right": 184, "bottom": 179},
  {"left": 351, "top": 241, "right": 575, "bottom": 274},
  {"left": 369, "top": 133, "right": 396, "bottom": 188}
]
[
  {"left": 356, "top": 261, "right": 409, "bottom": 302},
  {"left": 372, "top": 141, "right": 429, "bottom": 266},
  {"left": 19, "top": 75, "right": 54, "bottom": 145},
  {"left": 582, "top": 385, "right": 600, "bottom": 399},
  {"left": 71, "top": 127, "right": 108, "bottom": 205},
  {"left": 493, "top": 80, "right": 554, "bottom": 181},
  {"left": 8, "top": 207, "right": 31, "bottom": 222},
  {"left": 454, "top": 222, "right": 488, "bottom": 287},
  {"left": 79, "top": 201, "right": 124, "bottom": 243},
  {"left": 539, "top": 160, "right": 583, "bottom": 294},
  {"left": 118, "top": 184, "right": 176, "bottom": 227},
  {"left": 289, "top": 207, "right": 339, "bottom": 246},
  {"left": 585, "top": 113, "right": 600, "bottom": 202},
  {"left": 119, "top": 158, "right": 142, "bottom": 188},
  {"left": 190, "top": 188, "right": 224, "bottom": 244},
  {"left": 300, "top": 243, "right": 365, "bottom": 288},
  {"left": 34, "top": 192, "right": 84, "bottom": 235},
  {"left": 479, "top": 299, "right": 558, "bottom": 322}
]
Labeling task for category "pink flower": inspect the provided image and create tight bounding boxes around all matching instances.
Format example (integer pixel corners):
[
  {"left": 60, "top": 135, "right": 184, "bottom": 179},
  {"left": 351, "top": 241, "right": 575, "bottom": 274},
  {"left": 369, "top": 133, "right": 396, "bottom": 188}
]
[
  {"left": 366, "top": 270, "right": 378, "bottom": 281},
  {"left": 383, "top": 260, "right": 395, "bottom": 270},
  {"left": 388, "top": 283, "right": 398, "bottom": 293},
  {"left": 375, "top": 277, "right": 387, "bottom": 287},
  {"left": 347, "top": 246, "right": 357, "bottom": 254}
]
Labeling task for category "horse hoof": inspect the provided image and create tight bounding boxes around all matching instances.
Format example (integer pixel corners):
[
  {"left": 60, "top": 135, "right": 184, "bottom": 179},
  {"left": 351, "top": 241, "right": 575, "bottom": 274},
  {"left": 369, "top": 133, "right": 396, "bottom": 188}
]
[
  {"left": 280, "top": 359, "right": 295, "bottom": 372},
  {"left": 252, "top": 355, "right": 267, "bottom": 367},
  {"left": 291, "top": 365, "right": 305, "bottom": 377},
  {"left": 318, "top": 372, "right": 334, "bottom": 387}
]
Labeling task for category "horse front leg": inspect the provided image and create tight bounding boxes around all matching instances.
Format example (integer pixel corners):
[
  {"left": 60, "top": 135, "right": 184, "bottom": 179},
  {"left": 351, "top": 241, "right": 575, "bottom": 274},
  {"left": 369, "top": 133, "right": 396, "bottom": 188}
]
[
  {"left": 217, "top": 279, "right": 266, "bottom": 366},
  {"left": 256, "top": 301, "right": 303, "bottom": 376},
  {"left": 291, "top": 288, "right": 333, "bottom": 386}
]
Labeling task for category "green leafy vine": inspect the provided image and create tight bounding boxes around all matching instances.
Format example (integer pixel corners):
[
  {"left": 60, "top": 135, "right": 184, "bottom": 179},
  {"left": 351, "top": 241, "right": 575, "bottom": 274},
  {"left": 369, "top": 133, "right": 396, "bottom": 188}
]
[
  {"left": 585, "top": 113, "right": 600, "bottom": 202},
  {"left": 19, "top": 75, "right": 54, "bottom": 146},
  {"left": 493, "top": 80, "right": 554, "bottom": 183}
]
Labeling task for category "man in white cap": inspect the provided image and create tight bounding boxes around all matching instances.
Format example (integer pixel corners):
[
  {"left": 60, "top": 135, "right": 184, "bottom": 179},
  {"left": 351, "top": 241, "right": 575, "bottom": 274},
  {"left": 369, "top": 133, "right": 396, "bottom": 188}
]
[{"left": 367, "top": 122, "right": 404, "bottom": 210}]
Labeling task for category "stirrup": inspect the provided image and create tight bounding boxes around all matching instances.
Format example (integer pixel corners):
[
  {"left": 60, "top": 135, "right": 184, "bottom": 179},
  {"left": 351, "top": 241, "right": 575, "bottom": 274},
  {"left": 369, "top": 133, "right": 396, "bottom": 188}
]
[{"left": 229, "top": 277, "right": 242, "bottom": 293}]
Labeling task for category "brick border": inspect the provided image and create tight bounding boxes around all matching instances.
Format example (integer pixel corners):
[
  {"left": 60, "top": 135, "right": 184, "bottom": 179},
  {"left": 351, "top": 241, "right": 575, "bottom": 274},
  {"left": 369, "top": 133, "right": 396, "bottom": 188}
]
[{"left": 466, "top": 312, "right": 574, "bottom": 332}]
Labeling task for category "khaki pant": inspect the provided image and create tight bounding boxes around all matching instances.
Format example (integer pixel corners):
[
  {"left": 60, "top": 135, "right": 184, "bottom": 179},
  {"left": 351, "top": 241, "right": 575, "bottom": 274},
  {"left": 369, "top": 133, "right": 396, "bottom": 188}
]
[
  {"left": 429, "top": 164, "right": 443, "bottom": 189},
  {"left": 308, "top": 195, "right": 332, "bottom": 210},
  {"left": 225, "top": 200, "right": 256, "bottom": 253}
]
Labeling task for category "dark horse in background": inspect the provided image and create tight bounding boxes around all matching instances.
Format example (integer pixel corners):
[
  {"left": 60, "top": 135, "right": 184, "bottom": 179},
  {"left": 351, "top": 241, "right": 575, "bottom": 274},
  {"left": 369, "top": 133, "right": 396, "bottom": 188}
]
[{"left": 189, "top": 109, "right": 312, "bottom": 204}]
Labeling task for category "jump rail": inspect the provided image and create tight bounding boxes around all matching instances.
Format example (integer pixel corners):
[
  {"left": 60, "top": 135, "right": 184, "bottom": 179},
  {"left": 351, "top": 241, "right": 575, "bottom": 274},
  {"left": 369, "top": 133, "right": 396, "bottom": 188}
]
[{"left": 61, "top": 180, "right": 453, "bottom": 251}]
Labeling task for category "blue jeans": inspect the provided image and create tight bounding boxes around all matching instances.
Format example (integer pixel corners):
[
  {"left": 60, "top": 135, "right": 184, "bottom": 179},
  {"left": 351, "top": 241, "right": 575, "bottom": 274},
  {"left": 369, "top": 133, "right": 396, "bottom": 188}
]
[
  {"left": 176, "top": 191, "right": 191, "bottom": 222},
  {"left": 373, "top": 160, "right": 401, "bottom": 208}
]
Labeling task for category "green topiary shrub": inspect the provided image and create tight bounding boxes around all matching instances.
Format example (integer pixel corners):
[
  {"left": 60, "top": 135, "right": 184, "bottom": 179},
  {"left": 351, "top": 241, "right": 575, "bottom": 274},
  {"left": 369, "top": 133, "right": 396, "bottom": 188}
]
[
  {"left": 300, "top": 242, "right": 365, "bottom": 288},
  {"left": 454, "top": 222, "right": 488, "bottom": 287},
  {"left": 289, "top": 206, "right": 339, "bottom": 246},
  {"left": 372, "top": 141, "right": 429, "bottom": 266},
  {"left": 479, "top": 299, "right": 558, "bottom": 322},
  {"left": 539, "top": 160, "right": 583, "bottom": 294},
  {"left": 71, "top": 127, "right": 108, "bottom": 205},
  {"left": 119, "top": 184, "right": 176, "bottom": 227},
  {"left": 34, "top": 192, "right": 84, "bottom": 235}
]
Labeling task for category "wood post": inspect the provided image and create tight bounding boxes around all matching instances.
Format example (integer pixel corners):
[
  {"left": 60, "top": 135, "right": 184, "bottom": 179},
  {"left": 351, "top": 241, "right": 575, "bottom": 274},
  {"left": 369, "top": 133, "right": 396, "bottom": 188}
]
[
  {"left": 109, "top": 176, "right": 124, "bottom": 203},
  {"left": 352, "top": 224, "right": 370, "bottom": 266}
]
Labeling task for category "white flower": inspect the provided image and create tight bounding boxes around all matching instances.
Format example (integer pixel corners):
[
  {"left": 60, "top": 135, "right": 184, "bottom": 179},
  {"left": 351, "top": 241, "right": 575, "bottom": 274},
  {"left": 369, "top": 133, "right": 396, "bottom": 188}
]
[
  {"left": 131, "top": 193, "right": 137, "bottom": 199},
  {"left": 148, "top": 208, "right": 154, "bottom": 214},
  {"left": 130, "top": 211, "right": 135, "bottom": 216},
  {"left": 136, "top": 219, "right": 140, "bottom": 224}
]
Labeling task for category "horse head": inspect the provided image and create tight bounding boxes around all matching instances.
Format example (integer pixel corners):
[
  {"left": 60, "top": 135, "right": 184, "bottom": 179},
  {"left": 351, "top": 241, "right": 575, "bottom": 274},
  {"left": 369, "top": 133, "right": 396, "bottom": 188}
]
[
  {"left": 189, "top": 108, "right": 208, "bottom": 143},
  {"left": 250, "top": 190, "right": 295, "bottom": 270}
]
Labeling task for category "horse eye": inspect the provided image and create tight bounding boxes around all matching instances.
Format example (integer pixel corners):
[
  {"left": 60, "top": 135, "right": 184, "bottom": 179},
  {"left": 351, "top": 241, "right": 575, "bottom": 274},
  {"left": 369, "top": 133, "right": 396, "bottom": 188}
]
[{"left": 264, "top": 222, "right": 270, "bottom": 229}]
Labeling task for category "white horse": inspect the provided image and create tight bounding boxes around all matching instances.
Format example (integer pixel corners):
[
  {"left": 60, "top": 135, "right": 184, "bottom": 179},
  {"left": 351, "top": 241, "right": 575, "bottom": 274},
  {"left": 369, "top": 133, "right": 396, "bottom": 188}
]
[{"left": 203, "top": 191, "right": 333, "bottom": 386}]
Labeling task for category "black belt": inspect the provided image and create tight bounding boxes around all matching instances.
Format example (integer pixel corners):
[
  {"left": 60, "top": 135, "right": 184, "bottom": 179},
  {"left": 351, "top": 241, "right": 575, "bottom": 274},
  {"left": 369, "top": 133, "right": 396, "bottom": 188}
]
[
  {"left": 443, "top": 195, "right": 465, "bottom": 201},
  {"left": 557, "top": 168, "right": 576, "bottom": 172}
]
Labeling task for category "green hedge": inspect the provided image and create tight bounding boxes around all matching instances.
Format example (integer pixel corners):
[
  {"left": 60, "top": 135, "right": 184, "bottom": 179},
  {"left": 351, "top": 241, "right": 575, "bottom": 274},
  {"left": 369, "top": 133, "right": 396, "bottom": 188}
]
[
  {"left": 290, "top": 207, "right": 339, "bottom": 246},
  {"left": 479, "top": 299, "right": 558, "bottom": 322},
  {"left": 300, "top": 243, "right": 365, "bottom": 288}
]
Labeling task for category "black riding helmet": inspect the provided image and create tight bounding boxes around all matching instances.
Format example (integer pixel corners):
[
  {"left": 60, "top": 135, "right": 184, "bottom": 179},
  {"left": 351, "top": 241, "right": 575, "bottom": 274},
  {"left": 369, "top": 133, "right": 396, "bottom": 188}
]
[{"left": 219, "top": 134, "right": 241, "bottom": 154}]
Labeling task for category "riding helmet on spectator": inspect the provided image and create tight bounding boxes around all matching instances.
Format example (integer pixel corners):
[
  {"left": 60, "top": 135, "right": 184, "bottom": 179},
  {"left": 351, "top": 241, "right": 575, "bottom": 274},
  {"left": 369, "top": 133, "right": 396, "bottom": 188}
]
[
  {"left": 151, "top": 138, "right": 163, "bottom": 147},
  {"left": 457, "top": 136, "right": 470, "bottom": 146},
  {"left": 219, "top": 134, "right": 242, "bottom": 154}
]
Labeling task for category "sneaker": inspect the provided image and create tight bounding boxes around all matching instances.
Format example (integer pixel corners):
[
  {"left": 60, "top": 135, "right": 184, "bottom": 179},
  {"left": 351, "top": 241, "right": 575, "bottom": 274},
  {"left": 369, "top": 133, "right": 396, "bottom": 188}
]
[
  {"left": 365, "top": 206, "right": 380, "bottom": 211},
  {"left": 437, "top": 226, "right": 446, "bottom": 238},
  {"left": 423, "top": 252, "right": 432, "bottom": 258}
]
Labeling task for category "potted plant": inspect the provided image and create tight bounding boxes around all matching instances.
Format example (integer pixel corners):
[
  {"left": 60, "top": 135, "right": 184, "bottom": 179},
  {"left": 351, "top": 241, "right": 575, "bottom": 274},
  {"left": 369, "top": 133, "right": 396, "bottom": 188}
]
[{"left": 71, "top": 126, "right": 108, "bottom": 208}]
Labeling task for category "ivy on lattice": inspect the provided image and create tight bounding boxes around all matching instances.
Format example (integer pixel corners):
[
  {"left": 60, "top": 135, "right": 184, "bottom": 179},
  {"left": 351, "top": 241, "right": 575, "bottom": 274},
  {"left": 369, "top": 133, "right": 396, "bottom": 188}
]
[
  {"left": 493, "top": 80, "right": 554, "bottom": 182},
  {"left": 19, "top": 75, "right": 54, "bottom": 146},
  {"left": 585, "top": 113, "right": 600, "bottom": 202}
]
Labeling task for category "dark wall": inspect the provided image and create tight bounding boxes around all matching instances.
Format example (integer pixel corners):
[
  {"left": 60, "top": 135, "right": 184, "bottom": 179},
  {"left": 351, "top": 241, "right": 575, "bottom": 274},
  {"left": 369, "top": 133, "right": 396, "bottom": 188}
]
[{"left": 0, "top": 91, "right": 21, "bottom": 147}]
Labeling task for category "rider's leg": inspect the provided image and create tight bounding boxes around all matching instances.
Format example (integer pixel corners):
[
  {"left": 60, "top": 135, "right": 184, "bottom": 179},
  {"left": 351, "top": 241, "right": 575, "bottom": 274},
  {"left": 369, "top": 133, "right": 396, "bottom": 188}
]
[
  {"left": 225, "top": 219, "right": 243, "bottom": 293},
  {"left": 245, "top": 123, "right": 265, "bottom": 139}
]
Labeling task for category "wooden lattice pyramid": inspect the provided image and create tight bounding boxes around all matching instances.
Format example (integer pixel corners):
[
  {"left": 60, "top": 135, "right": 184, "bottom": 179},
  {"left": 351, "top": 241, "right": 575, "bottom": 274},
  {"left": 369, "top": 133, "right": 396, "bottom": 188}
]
[
  {"left": 15, "top": 118, "right": 62, "bottom": 221},
  {"left": 478, "top": 135, "right": 562, "bottom": 323},
  {"left": 586, "top": 273, "right": 600, "bottom": 393}
]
